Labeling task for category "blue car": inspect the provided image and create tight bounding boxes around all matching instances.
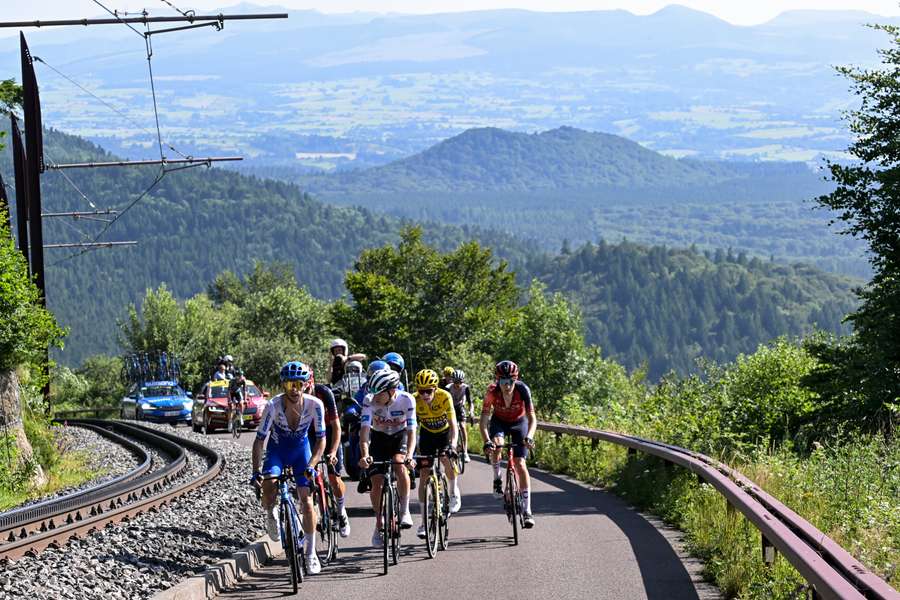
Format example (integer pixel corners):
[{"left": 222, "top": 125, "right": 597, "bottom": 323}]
[{"left": 120, "top": 380, "right": 193, "bottom": 425}]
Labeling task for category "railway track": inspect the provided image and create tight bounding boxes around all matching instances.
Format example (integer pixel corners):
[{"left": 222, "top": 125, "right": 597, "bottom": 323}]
[{"left": 0, "top": 420, "right": 224, "bottom": 562}]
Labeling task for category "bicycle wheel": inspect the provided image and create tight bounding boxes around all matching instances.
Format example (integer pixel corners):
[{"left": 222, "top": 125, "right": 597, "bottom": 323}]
[
  {"left": 231, "top": 410, "right": 242, "bottom": 439},
  {"left": 439, "top": 473, "right": 450, "bottom": 550},
  {"left": 281, "top": 502, "right": 302, "bottom": 593},
  {"left": 456, "top": 445, "right": 465, "bottom": 475},
  {"left": 381, "top": 480, "right": 392, "bottom": 575},
  {"left": 507, "top": 467, "right": 519, "bottom": 546},
  {"left": 390, "top": 484, "right": 401, "bottom": 566},
  {"left": 424, "top": 476, "right": 438, "bottom": 558},
  {"left": 315, "top": 479, "right": 336, "bottom": 565}
]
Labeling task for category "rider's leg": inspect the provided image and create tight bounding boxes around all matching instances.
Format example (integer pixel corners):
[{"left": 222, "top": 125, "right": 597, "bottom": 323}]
[
  {"left": 417, "top": 465, "right": 431, "bottom": 523},
  {"left": 394, "top": 453, "right": 411, "bottom": 518},
  {"left": 298, "top": 485, "right": 316, "bottom": 555},
  {"left": 370, "top": 474, "right": 384, "bottom": 528},
  {"left": 261, "top": 478, "right": 277, "bottom": 510}
]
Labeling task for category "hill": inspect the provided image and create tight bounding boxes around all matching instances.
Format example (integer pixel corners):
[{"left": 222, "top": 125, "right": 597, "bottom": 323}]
[
  {"left": 525, "top": 241, "right": 857, "bottom": 378},
  {"left": 289, "top": 126, "right": 866, "bottom": 278},
  {"left": 2, "top": 130, "right": 858, "bottom": 375}
]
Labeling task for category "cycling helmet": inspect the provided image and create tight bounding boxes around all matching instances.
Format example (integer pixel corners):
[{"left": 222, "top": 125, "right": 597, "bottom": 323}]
[
  {"left": 495, "top": 360, "right": 519, "bottom": 380},
  {"left": 234, "top": 369, "right": 244, "bottom": 378},
  {"left": 415, "top": 369, "right": 440, "bottom": 389},
  {"left": 346, "top": 360, "right": 364, "bottom": 375},
  {"left": 224, "top": 354, "right": 234, "bottom": 363},
  {"left": 330, "top": 338, "right": 348, "bottom": 353},
  {"left": 451, "top": 369, "right": 466, "bottom": 384},
  {"left": 368, "top": 368, "right": 400, "bottom": 394},
  {"left": 366, "top": 360, "right": 387, "bottom": 376},
  {"left": 443, "top": 366, "right": 454, "bottom": 377},
  {"left": 382, "top": 352, "right": 405, "bottom": 372},
  {"left": 280, "top": 361, "right": 312, "bottom": 382}
]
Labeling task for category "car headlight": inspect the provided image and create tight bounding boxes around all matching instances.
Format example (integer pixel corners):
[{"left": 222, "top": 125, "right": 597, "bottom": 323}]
[
  {"left": 208, "top": 406, "right": 225, "bottom": 413},
  {"left": 141, "top": 403, "right": 152, "bottom": 410},
  {"left": 182, "top": 401, "right": 192, "bottom": 410}
]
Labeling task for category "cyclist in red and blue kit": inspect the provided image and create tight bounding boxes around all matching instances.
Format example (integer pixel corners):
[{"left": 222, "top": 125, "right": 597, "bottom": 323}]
[
  {"left": 307, "top": 371, "right": 351, "bottom": 538},
  {"left": 480, "top": 360, "right": 537, "bottom": 529}
]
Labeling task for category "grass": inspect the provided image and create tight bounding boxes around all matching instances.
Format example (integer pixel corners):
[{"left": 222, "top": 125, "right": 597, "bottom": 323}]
[
  {"left": 526, "top": 429, "right": 899, "bottom": 599},
  {"left": 0, "top": 448, "right": 99, "bottom": 512}
]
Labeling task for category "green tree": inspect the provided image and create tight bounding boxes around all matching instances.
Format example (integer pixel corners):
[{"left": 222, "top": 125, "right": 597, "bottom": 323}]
[
  {"left": 333, "top": 226, "right": 518, "bottom": 369},
  {"left": 118, "top": 285, "right": 181, "bottom": 354},
  {"left": 0, "top": 79, "right": 23, "bottom": 152},
  {"left": 809, "top": 25, "right": 900, "bottom": 435}
]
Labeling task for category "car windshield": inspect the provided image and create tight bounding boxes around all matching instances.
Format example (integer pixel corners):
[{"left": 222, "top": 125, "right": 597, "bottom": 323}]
[
  {"left": 143, "top": 386, "right": 177, "bottom": 397},
  {"left": 209, "top": 385, "right": 229, "bottom": 399},
  {"left": 246, "top": 385, "right": 261, "bottom": 396}
]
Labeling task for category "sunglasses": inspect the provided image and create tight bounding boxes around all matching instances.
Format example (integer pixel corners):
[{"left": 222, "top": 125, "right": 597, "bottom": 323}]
[
  {"left": 282, "top": 380, "right": 306, "bottom": 392},
  {"left": 498, "top": 378, "right": 514, "bottom": 386},
  {"left": 418, "top": 388, "right": 436, "bottom": 396}
]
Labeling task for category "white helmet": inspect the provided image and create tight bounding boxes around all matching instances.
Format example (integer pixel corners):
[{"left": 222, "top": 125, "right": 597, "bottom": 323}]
[
  {"left": 330, "top": 338, "right": 348, "bottom": 353},
  {"left": 223, "top": 354, "right": 234, "bottom": 363},
  {"left": 346, "top": 360, "right": 364, "bottom": 375},
  {"left": 368, "top": 368, "right": 400, "bottom": 394}
]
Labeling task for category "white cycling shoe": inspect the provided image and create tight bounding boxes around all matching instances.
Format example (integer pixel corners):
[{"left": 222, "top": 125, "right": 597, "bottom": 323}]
[
  {"left": 306, "top": 553, "right": 321, "bottom": 575},
  {"left": 463, "top": 452, "right": 471, "bottom": 463},
  {"left": 416, "top": 524, "right": 427, "bottom": 539},
  {"left": 371, "top": 528, "right": 383, "bottom": 548},
  {"left": 339, "top": 508, "right": 351, "bottom": 538},
  {"left": 265, "top": 510, "right": 280, "bottom": 542},
  {"left": 400, "top": 510, "right": 414, "bottom": 529},
  {"left": 449, "top": 494, "right": 462, "bottom": 514}
]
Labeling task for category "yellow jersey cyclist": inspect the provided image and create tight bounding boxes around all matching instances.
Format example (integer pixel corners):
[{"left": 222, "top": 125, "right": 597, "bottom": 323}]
[
  {"left": 412, "top": 369, "right": 461, "bottom": 539},
  {"left": 447, "top": 369, "right": 474, "bottom": 463}
]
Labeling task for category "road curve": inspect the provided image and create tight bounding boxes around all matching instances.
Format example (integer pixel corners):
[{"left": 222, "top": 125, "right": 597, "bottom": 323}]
[{"left": 223, "top": 435, "right": 719, "bottom": 600}]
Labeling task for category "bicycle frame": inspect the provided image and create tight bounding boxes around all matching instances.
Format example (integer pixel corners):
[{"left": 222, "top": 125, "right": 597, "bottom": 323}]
[
  {"left": 413, "top": 450, "right": 452, "bottom": 557},
  {"left": 368, "top": 459, "right": 406, "bottom": 574},
  {"left": 273, "top": 467, "right": 304, "bottom": 592}
]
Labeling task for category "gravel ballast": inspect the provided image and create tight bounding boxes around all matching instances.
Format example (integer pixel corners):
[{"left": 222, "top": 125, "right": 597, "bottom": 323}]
[{"left": 0, "top": 424, "right": 262, "bottom": 600}]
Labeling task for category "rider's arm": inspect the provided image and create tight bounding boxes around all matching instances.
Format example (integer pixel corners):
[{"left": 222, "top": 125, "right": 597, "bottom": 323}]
[
  {"left": 448, "top": 400, "right": 459, "bottom": 449},
  {"left": 347, "top": 352, "right": 366, "bottom": 362},
  {"left": 319, "top": 386, "right": 342, "bottom": 457},
  {"left": 464, "top": 386, "right": 474, "bottom": 417},
  {"left": 359, "top": 400, "right": 372, "bottom": 461},
  {"left": 404, "top": 396, "right": 417, "bottom": 457},
  {"left": 308, "top": 397, "right": 327, "bottom": 466},
  {"left": 479, "top": 390, "right": 493, "bottom": 442},
  {"left": 252, "top": 402, "right": 274, "bottom": 473},
  {"left": 252, "top": 436, "right": 265, "bottom": 474},
  {"left": 521, "top": 383, "right": 537, "bottom": 440}
]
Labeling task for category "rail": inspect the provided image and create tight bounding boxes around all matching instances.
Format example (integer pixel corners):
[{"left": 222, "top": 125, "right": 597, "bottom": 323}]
[
  {"left": 0, "top": 420, "right": 224, "bottom": 561},
  {"left": 536, "top": 422, "right": 900, "bottom": 600}
]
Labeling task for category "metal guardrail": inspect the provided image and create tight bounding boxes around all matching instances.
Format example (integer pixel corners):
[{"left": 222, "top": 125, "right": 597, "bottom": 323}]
[
  {"left": 52, "top": 406, "right": 119, "bottom": 419},
  {"left": 537, "top": 422, "right": 900, "bottom": 600}
]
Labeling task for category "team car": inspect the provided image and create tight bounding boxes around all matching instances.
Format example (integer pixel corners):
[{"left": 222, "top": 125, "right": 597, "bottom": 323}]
[
  {"left": 120, "top": 380, "right": 193, "bottom": 425},
  {"left": 191, "top": 379, "right": 269, "bottom": 434}
]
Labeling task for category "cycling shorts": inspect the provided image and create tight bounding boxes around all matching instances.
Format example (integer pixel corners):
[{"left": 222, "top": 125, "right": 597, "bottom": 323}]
[
  {"left": 263, "top": 437, "right": 313, "bottom": 487},
  {"left": 367, "top": 430, "right": 407, "bottom": 476},
  {"left": 416, "top": 428, "right": 451, "bottom": 469},
  {"left": 453, "top": 402, "right": 467, "bottom": 420},
  {"left": 488, "top": 416, "right": 529, "bottom": 459}
]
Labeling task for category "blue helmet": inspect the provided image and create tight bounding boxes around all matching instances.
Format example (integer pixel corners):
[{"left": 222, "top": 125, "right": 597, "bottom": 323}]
[
  {"left": 367, "top": 359, "right": 387, "bottom": 376},
  {"left": 280, "top": 361, "right": 312, "bottom": 382},
  {"left": 382, "top": 352, "right": 405, "bottom": 372}
]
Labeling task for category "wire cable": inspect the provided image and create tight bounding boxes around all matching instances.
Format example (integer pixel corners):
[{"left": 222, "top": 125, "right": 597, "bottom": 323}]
[
  {"left": 91, "top": 0, "right": 145, "bottom": 38},
  {"left": 159, "top": 0, "right": 195, "bottom": 20}
]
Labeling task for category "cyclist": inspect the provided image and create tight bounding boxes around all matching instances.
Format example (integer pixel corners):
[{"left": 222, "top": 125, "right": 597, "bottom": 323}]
[
  {"left": 251, "top": 361, "right": 327, "bottom": 574},
  {"left": 412, "top": 369, "right": 461, "bottom": 539},
  {"left": 307, "top": 370, "right": 351, "bottom": 538},
  {"left": 357, "top": 368, "right": 417, "bottom": 547},
  {"left": 439, "top": 366, "right": 454, "bottom": 390},
  {"left": 224, "top": 354, "right": 236, "bottom": 378},
  {"left": 382, "top": 352, "right": 408, "bottom": 390},
  {"left": 227, "top": 369, "right": 247, "bottom": 433},
  {"left": 480, "top": 360, "right": 536, "bottom": 529},
  {"left": 448, "top": 369, "right": 474, "bottom": 463},
  {"left": 328, "top": 338, "right": 367, "bottom": 386},
  {"left": 353, "top": 359, "right": 388, "bottom": 406}
]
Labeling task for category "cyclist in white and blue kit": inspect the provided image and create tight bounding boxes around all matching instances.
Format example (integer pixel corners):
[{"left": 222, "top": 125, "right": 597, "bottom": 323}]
[{"left": 251, "top": 361, "right": 326, "bottom": 574}]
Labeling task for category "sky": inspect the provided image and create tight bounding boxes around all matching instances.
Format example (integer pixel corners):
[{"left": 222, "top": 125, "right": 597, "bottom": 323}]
[{"left": 3, "top": 0, "right": 900, "bottom": 27}]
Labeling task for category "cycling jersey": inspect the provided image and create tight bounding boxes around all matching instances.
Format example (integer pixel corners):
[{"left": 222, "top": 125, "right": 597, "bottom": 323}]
[
  {"left": 414, "top": 388, "right": 456, "bottom": 434},
  {"left": 448, "top": 383, "right": 472, "bottom": 417},
  {"left": 257, "top": 393, "right": 326, "bottom": 447},
  {"left": 313, "top": 383, "right": 339, "bottom": 424},
  {"left": 482, "top": 381, "right": 533, "bottom": 423},
  {"left": 360, "top": 390, "right": 416, "bottom": 435}
]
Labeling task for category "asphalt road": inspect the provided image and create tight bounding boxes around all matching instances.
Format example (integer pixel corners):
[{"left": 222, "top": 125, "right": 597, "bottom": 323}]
[{"left": 217, "top": 429, "right": 718, "bottom": 600}]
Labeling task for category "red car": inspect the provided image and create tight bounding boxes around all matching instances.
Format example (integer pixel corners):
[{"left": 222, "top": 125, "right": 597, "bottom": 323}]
[{"left": 191, "top": 379, "right": 269, "bottom": 434}]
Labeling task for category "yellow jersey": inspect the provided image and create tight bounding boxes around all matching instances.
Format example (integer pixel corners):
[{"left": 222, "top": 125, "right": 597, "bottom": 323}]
[{"left": 414, "top": 388, "right": 457, "bottom": 433}]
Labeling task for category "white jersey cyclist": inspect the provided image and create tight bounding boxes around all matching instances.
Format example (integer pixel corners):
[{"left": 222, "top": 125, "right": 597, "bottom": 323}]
[
  {"left": 360, "top": 389, "right": 417, "bottom": 434},
  {"left": 257, "top": 392, "right": 326, "bottom": 449}
]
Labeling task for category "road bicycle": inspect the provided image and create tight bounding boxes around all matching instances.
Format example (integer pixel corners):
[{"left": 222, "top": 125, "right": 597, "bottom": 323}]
[
  {"left": 413, "top": 449, "right": 452, "bottom": 558},
  {"left": 310, "top": 457, "right": 339, "bottom": 565},
  {"left": 271, "top": 466, "right": 305, "bottom": 593},
  {"left": 367, "top": 459, "right": 407, "bottom": 574},
  {"left": 493, "top": 442, "right": 526, "bottom": 545},
  {"left": 228, "top": 400, "right": 243, "bottom": 439}
]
